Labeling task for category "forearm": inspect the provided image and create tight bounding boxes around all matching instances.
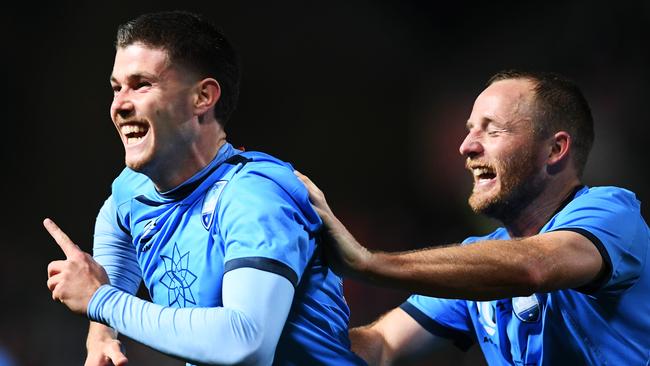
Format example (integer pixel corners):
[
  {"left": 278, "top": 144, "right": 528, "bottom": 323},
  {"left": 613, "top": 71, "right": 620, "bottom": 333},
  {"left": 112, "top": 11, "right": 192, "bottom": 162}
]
[
  {"left": 359, "top": 240, "right": 543, "bottom": 300},
  {"left": 350, "top": 326, "right": 385, "bottom": 366},
  {"left": 350, "top": 307, "right": 453, "bottom": 366},
  {"left": 89, "top": 287, "right": 258, "bottom": 364},
  {"left": 87, "top": 268, "right": 293, "bottom": 365},
  {"left": 361, "top": 230, "right": 604, "bottom": 300}
]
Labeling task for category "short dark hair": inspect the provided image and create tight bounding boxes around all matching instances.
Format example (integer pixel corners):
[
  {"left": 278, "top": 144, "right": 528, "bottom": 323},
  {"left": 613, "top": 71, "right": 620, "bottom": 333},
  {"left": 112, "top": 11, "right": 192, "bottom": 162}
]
[
  {"left": 116, "top": 11, "right": 241, "bottom": 126},
  {"left": 487, "top": 70, "right": 594, "bottom": 177}
]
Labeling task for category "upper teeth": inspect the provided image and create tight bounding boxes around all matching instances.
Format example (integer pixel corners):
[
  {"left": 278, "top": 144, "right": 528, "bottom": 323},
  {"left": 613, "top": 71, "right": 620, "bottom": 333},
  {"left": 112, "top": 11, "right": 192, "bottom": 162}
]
[
  {"left": 473, "top": 167, "right": 492, "bottom": 176},
  {"left": 122, "top": 125, "right": 147, "bottom": 135}
]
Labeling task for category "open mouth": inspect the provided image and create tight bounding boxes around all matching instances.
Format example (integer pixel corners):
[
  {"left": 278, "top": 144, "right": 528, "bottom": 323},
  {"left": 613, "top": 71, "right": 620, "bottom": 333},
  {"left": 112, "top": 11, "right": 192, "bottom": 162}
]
[
  {"left": 471, "top": 166, "right": 497, "bottom": 185},
  {"left": 121, "top": 122, "right": 149, "bottom": 145}
]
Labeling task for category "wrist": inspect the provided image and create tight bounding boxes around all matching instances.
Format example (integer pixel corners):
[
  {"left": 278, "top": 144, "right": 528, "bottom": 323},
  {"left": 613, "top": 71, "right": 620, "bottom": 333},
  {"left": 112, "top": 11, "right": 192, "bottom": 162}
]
[
  {"left": 356, "top": 248, "right": 377, "bottom": 279},
  {"left": 87, "top": 284, "right": 114, "bottom": 321},
  {"left": 87, "top": 322, "right": 118, "bottom": 347}
]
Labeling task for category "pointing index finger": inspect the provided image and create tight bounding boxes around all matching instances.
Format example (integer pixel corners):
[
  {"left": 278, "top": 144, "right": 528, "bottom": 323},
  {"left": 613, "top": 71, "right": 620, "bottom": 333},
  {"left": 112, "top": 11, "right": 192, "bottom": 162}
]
[{"left": 43, "top": 218, "right": 81, "bottom": 258}]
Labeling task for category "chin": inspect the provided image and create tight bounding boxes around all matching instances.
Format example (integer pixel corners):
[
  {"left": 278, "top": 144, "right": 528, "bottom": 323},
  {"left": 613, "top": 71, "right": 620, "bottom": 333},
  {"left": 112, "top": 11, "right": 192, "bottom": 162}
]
[
  {"left": 124, "top": 155, "right": 150, "bottom": 173},
  {"left": 468, "top": 192, "right": 497, "bottom": 215}
]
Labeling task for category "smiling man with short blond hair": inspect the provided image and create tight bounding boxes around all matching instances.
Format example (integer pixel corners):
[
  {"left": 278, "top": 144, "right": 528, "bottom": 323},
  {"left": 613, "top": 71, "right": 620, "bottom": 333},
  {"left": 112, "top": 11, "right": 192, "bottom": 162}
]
[{"left": 299, "top": 70, "right": 650, "bottom": 365}]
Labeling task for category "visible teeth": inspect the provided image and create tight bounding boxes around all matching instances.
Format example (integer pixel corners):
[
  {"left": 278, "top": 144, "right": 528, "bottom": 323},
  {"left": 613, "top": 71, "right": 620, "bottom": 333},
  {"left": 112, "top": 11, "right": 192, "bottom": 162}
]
[
  {"left": 126, "top": 136, "right": 144, "bottom": 145},
  {"left": 121, "top": 124, "right": 147, "bottom": 135},
  {"left": 472, "top": 167, "right": 492, "bottom": 177}
]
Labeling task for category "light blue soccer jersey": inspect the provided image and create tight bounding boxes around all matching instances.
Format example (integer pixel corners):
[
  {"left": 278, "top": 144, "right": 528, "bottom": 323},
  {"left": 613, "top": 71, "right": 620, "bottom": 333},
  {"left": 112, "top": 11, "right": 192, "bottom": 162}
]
[
  {"left": 402, "top": 186, "right": 650, "bottom": 365},
  {"left": 89, "top": 143, "right": 365, "bottom": 365}
]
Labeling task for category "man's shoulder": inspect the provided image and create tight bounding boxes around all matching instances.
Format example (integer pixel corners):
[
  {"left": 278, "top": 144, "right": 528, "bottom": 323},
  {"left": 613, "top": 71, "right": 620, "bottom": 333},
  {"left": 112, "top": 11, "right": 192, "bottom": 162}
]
[
  {"left": 216, "top": 150, "right": 317, "bottom": 224},
  {"left": 543, "top": 185, "right": 646, "bottom": 238},
  {"left": 236, "top": 151, "right": 293, "bottom": 174},
  {"left": 226, "top": 151, "right": 301, "bottom": 192},
  {"left": 578, "top": 185, "right": 639, "bottom": 203},
  {"left": 567, "top": 185, "right": 640, "bottom": 213},
  {"left": 110, "top": 167, "right": 151, "bottom": 204}
]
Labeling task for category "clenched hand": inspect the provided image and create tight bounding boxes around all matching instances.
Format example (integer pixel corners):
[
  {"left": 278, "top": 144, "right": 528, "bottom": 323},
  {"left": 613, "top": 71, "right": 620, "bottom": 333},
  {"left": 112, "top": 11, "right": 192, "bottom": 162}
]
[{"left": 45, "top": 218, "right": 109, "bottom": 315}]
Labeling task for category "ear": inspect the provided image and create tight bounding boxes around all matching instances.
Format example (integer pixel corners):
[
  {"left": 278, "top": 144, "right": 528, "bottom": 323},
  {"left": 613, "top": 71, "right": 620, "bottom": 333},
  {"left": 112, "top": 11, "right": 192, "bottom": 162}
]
[
  {"left": 547, "top": 131, "right": 571, "bottom": 167},
  {"left": 193, "top": 78, "right": 221, "bottom": 116}
]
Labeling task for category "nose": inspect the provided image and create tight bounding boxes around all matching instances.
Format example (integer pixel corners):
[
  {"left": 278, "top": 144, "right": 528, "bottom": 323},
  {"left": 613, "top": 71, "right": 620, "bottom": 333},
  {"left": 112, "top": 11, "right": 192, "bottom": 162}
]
[
  {"left": 459, "top": 132, "right": 483, "bottom": 159},
  {"left": 111, "top": 90, "right": 135, "bottom": 120}
]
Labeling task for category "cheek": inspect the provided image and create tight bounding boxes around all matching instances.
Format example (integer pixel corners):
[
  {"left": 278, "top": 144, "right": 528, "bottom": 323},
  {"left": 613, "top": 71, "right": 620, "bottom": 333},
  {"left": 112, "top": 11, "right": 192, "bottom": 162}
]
[
  {"left": 109, "top": 100, "right": 118, "bottom": 117},
  {"left": 494, "top": 144, "right": 529, "bottom": 172}
]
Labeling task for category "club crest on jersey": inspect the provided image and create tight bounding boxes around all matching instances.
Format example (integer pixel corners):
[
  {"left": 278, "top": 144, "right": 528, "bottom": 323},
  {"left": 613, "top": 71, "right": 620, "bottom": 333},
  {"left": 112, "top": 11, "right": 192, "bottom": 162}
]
[
  {"left": 201, "top": 180, "right": 228, "bottom": 230},
  {"left": 512, "top": 294, "right": 541, "bottom": 323}
]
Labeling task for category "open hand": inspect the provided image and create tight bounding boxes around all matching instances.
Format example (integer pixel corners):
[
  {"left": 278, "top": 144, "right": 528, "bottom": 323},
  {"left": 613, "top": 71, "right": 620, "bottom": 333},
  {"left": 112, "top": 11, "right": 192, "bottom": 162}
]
[
  {"left": 294, "top": 171, "right": 372, "bottom": 278},
  {"left": 45, "top": 218, "right": 109, "bottom": 315}
]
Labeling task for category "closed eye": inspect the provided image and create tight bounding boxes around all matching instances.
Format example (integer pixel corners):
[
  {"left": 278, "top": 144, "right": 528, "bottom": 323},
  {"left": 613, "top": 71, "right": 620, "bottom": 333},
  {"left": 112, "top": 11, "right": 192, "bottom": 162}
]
[{"left": 135, "top": 81, "right": 152, "bottom": 90}]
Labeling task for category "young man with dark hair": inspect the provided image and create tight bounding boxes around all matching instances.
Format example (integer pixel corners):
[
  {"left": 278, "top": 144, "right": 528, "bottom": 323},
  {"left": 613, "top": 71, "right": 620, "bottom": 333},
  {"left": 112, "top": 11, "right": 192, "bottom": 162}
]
[
  {"left": 46, "top": 11, "right": 365, "bottom": 366},
  {"left": 298, "top": 70, "right": 650, "bottom": 365}
]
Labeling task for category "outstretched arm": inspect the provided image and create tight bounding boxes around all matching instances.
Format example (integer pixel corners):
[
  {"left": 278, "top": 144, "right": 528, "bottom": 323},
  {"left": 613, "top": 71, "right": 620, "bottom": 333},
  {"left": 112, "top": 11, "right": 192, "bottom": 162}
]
[{"left": 295, "top": 172, "right": 605, "bottom": 300}]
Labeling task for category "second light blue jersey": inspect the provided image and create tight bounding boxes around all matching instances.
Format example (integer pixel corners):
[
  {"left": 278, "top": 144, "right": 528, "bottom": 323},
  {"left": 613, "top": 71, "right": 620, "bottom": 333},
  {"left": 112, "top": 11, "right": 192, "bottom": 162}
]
[
  {"left": 90, "top": 143, "right": 365, "bottom": 365},
  {"left": 402, "top": 186, "right": 650, "bottom": 365}
]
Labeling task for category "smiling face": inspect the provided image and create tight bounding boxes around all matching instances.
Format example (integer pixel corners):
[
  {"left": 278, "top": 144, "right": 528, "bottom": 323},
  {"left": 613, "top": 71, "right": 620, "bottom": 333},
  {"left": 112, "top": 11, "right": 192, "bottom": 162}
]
[
  {"left": 460, "top": 78, "right": 549, "bottom": 220},
  {"left": 110, "top": 43, "right": 199, "bottom": 176}
]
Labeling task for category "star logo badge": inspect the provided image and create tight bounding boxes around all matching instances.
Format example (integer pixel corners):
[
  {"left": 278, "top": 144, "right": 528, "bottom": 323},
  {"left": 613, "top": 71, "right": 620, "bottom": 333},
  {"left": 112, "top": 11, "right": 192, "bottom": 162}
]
[{"left": 160, "top": 243, "right": 198, "bottom": 307}]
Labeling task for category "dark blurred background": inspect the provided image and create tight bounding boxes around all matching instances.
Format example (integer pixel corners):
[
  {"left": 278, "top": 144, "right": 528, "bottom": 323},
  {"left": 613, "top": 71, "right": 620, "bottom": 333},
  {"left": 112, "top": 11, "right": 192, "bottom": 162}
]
[{"left": 2, "top": 1, "right": 649, "bottom": 365}]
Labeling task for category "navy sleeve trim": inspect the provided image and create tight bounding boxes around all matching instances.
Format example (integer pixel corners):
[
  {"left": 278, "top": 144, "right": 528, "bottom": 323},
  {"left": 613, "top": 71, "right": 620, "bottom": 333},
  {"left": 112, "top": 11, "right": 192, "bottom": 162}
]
[
  {"left": 115, "top": 212, "right": 130, "bottom": 236},
  {"left": 399, "top": 302, "right": 474, "bottom": 351},
  {"left": 224, "top": 257, "right": 298, "bottom": 287},
  {"left": 552, "top": 227, "right": 613, "bottom": 294}
]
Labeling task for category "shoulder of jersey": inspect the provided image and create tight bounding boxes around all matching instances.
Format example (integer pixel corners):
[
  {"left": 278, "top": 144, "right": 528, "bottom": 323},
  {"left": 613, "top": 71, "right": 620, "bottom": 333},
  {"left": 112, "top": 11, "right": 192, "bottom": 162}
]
[
  {"left": 111, "top": 167, "right": 151, "bottom": 204},
  {"left": 574, "top": 186, "right": 639, "bottom": 210},
  {"left": 233, "top": 151, "right": 293, "bottom": 179}
]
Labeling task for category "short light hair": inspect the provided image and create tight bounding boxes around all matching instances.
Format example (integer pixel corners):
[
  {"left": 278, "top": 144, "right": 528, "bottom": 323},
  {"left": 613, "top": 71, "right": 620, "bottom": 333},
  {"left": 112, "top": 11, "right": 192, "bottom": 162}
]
[{"left": 488, "top": 70, "right": 594, "bottom": 177}]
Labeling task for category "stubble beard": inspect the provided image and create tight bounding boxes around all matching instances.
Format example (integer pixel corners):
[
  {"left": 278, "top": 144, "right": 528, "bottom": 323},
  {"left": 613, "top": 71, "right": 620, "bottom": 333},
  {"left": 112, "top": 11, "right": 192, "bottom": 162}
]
[{"left": 468, "top": 149, "right": 546, "bottom": 224}]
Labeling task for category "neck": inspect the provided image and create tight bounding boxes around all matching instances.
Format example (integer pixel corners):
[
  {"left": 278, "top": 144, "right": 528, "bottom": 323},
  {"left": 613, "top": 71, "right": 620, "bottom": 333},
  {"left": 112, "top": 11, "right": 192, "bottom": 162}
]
[
  {"left": 503, "top": 176, "right": 581, "bottom": 238},
  {"left": 150, "top": 125, "right": 227, "bottom": 192}
]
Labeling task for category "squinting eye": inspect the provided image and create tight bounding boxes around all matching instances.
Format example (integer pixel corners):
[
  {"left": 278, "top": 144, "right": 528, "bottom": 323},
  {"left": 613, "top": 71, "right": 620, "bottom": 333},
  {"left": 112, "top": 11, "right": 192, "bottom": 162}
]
[
  {"left": 111, "top": 85, "right": 121, "bottom": 94},
  {"left": 135, "top": 82, "right": 152, "bottom": 90}
]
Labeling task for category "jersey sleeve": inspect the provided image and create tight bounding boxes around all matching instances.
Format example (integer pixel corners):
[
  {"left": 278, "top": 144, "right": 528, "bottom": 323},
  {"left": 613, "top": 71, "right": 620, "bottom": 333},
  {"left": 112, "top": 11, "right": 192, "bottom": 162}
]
[
  {"left": 87, "top": 267, "right": 294, "bottom": 365},
  {"left": 216, "top": 166, "right": 316, "bottom": 287},
  {"left": 549, "top": 187, "right": 647, "bottom": 296},
  {"left": 93, "top": 196, "right": 141, "bottom": 295},
  {"left": 400, "top": 295, "right": 475, "bottom": 351}
]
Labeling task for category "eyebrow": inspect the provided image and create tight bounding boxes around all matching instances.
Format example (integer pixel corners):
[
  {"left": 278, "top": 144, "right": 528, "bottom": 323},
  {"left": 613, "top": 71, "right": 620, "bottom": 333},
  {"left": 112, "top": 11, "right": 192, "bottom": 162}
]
[
  {"left": 109, "top": 72, "right": 159, "bottom": 84},
  {"left": 466, "top": 116, "right": 494, "bottom": 130}
]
